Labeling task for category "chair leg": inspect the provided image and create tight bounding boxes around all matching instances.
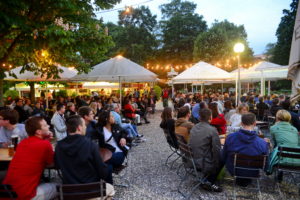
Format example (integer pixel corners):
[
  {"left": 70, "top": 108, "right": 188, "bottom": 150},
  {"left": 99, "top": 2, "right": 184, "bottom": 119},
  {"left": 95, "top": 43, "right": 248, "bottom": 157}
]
[
  {"left": 257, "top": 179, "right": 262, "bottom": 200},
  {"left": 170, "top": 154, "right": 181, "bottom": 169},
  {"left": 165, "top": 151, "right": 176, "bottom": 166},
  {"left": 186, "top": 182, "right": 201, "bottom": 200},
  {"left": 233, "top": 178, "right": 237, "bottom": 200},
  {"left": 177, "top": 169, "right": 189, "bottom": 198}
]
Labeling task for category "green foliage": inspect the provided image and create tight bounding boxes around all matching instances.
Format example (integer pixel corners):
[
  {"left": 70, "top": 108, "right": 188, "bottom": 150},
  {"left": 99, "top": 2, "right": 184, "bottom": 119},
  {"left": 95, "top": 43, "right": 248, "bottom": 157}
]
[
  {"left": 4, "top": 89, "right": 19, "bottom": 99},
  {"left": 106, "top": 6, "right": 158, "bottom": 64},
  {"left": 264, "top": 43, "right": 276, "bottom": 61},
  {"left": 153, "top": 85, "right": 162, "bottom": 100},
  {"left": 193, "top": 20, "right": 254, "bottom": 71},
  {"left": 159, "top": 0, "right": 207, "bottom": 64},
  {"left": 56, "top": 90, "right": 67, "bottom": 98},
  {"left": 271, "top": 0, "right": 299, "bottom": 65}
]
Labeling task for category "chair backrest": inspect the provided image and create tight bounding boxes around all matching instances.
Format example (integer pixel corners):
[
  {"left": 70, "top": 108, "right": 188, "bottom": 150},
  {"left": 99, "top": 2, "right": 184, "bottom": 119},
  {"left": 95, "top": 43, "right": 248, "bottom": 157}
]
[
  {"left": 277, "top": 146, "right": 300, "bottom": 170},
  {"left": 163, "top": 129, "right": 178, "bottom": 149},
  {"left": 175, "top": 134, "right": 193, "bottom": 160},
  {"left": 0, "top": 184, "right": 17, "bottom": 199},
  {"left": 233, "top": 153, "right": 267, "bottom": 178},
  {"left": 58, "top": 181, "right": 106, "bottom": 200}
]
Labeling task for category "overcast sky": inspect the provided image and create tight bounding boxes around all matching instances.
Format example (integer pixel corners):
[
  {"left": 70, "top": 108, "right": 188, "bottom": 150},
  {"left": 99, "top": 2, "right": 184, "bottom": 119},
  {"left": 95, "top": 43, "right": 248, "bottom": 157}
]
[{"left": 97, "top": 0, "right": 291, "bottom": 55}]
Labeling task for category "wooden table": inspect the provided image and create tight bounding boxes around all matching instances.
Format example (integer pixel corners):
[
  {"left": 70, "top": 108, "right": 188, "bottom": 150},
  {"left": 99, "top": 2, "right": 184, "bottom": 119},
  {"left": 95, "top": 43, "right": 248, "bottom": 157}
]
[
  {"left": 0, "top": 148, "right": 13, "bottom": 162},
  {"left": 99, "top": 148, "right": 112, "bottom": 162}
]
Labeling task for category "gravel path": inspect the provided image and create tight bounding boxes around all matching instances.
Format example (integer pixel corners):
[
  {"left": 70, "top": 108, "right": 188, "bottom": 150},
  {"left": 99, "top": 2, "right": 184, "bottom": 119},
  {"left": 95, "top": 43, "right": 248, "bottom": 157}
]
[{"left": 113, "top": 111, "right": 300, "bottom": 200}]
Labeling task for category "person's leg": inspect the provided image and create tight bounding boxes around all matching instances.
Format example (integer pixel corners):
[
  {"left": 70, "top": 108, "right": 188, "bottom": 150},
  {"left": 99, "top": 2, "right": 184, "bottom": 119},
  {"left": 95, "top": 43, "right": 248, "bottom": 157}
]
[
  {"left": 31, "top": 183, "right": 58, "bottom": 200},
  {"left": 107, "top": 152, "right": 125, "bottom": 167},
  {"left": 121, "top": 124, "right": 134, "bottom": 137},
  {"left": 135, "top": 114, "right": 141, "bottom": 124}
]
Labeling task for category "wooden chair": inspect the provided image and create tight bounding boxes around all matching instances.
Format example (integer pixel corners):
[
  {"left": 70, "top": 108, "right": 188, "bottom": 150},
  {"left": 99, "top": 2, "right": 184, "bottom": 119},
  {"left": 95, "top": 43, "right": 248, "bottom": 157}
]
[
  {"left": 275, "top": 146, "right": 300, "bottom": 196},
  {"left": 233, "top": 153, "right": 267, "bottom": 200},
  {"left": 57, "top": 180, "right": 106, "bottom": 200},
  {"left": 0, "top": 184, "right": 17, "bottom": 200},
  {"left": 175, "top": 134, "right": 206, "bottom": 200}
]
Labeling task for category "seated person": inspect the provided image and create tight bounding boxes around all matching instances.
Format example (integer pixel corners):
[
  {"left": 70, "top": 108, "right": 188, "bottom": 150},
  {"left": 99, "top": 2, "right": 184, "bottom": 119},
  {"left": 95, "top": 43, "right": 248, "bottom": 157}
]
[
  {"left": 222, "top": 113, "right": 269, "bottom": 186},
  {"left": 224, "top": 100, "right": 236, "bottom": 125},
  {"left": 175, "top": 106, "right": 194, "bottom": 143},
  {"left": 3, "top": 116, "right": 57, "bottom": 200},
  {"left": 268, "top": 110, "right": 300, "bottom": 174},
  {"left": 160, "top": 107, "right": 178, "bottom": 149},
  {"left": 209, "top": 102, "right": 226, "bottom": 135},
  {"left": 191, "top": 100, "right": 200, "bottom": 123},
  {"left": 189, "top": 108, "right": 223, "bottom": 192},
  {"left": 31, "top": 101, "right": 46, "bottom": 117},
  {"left": 0, "top": 109, "right": 27, "bottom": 148},
  {"left": 97, "top": 110, "right": 128, "bottom": 170},
  {"left": 228, "top": 103, "right": 249, "bottom": 133},
  {"left": 78, "top": 106, "right": 97, "bottom": 140},
  {"left": 123, "top": 98, "right": 141, "bottom": 125},
  {"left": 55, "top": 115, "right": 114, "bottom": 196},
  {"left": 270, "top": 98, "right": 282, "bottom": 116},
  {"left": 281, "top": 100, "right": 300, "bottom": 131}
]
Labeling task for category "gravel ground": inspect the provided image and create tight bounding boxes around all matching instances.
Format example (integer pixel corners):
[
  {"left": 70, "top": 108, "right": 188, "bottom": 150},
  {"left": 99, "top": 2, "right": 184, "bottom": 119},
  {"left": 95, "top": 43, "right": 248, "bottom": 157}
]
[{"left": 113, "top": 111, "right": 300, "bottom": 200}]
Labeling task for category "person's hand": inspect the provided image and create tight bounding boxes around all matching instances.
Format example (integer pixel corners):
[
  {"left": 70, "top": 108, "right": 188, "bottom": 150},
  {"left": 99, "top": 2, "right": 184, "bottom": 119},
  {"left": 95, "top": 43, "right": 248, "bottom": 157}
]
[{"left": 119, "top": 138, "right": 126, "bottom": 147}]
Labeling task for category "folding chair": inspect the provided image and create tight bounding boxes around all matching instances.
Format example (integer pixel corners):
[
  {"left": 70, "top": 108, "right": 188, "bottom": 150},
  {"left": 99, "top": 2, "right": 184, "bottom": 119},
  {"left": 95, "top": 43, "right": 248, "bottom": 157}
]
[
  {"left": 0, "top": 184, "right": 17, "bottom": 200},
  {"left": 232, "top": 153, "right": 267, "bottom": 200},
  {"left": 275, "top": 146, "right": 300, "bottom": 196},
  {"left": 58, "top": 180, "right": 107, "bottom": 200},
  {"left": 175, "top": 134, "right": 206, "bottom": 200},
  {"left": 162, "top": 129, "right": 181, "bottom": 169}
]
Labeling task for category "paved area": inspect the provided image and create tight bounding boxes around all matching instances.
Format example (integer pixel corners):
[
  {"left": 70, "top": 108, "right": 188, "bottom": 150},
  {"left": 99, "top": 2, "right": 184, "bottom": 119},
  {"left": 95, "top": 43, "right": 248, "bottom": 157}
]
[{"left": 114, "top": 111, "right": 300, "bottom": 200}]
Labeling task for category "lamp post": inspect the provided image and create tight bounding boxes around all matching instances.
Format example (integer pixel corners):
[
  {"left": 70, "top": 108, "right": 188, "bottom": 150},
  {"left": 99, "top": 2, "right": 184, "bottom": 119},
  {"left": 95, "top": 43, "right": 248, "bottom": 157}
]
[{"left": 234, "top": 43, "right": 245, "bottom": 106}]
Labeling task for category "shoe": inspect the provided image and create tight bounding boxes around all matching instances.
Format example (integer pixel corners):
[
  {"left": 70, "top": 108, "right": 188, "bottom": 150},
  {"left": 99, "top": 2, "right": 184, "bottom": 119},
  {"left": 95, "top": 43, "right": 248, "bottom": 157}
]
[
  {"left": 137, "top": 123, "right": 142, "bottom": 126},
  {"left": 145, "top": 121, "right": 150, "bottom": 124},
  {"left": 201, "top": 182, "right": 222, "bottom": 192},
  {"left": 137, "top": 134, "right": 144, "bottom": 138}
]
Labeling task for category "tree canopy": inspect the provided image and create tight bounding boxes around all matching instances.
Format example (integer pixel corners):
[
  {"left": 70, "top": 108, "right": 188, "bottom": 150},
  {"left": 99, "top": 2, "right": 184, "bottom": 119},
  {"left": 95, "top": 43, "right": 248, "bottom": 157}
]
[{"left": 193, "top": 20, "right": 254, "bottom": 71}]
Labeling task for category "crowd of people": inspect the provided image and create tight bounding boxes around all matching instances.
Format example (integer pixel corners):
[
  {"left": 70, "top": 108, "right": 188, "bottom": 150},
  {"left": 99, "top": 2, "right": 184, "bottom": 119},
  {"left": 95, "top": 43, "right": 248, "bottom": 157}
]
[
  {"left": 0, "top": 91, "right": 157, "bottom": 199},
  {"left": 160, "top": 91, "right": 300, "bottom": 192}
]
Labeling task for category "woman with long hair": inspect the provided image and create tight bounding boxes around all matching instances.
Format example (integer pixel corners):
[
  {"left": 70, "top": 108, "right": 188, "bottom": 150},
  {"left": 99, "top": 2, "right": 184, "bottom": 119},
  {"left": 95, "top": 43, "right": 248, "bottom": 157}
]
[
  {"left": 160, "top": 107, "right": 178, "bottom": 148},
  {"left": 209, "top": 102, "right": 227, "bottom": 135}
]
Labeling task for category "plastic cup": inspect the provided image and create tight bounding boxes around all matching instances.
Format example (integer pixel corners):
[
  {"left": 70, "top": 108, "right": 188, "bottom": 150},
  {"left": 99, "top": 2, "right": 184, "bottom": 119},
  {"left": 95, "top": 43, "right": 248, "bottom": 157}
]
[{"left": 8, "top": 145, "right": 14, "bottom": 157}]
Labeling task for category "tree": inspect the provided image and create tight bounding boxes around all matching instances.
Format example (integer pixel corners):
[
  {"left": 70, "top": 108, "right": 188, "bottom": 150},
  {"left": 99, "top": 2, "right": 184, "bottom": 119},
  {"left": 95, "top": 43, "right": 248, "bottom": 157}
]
[
  {"left": 193, "top": 20, "right": 254, "bottom": 71},
  {"left": 0, "top": 0, "right": 120, "bottom": 106},
  {"left": 106, "top": 6, "right": 158, "bottom": 64},
  {"left": 159, "top": 0, "right": 207, "bottom": 64},
  {"left": 271, "top": 0, "right": 299, "bottom": 65},
  {"left": 264, "top": 43, "right": 276, "bottom": 61}
]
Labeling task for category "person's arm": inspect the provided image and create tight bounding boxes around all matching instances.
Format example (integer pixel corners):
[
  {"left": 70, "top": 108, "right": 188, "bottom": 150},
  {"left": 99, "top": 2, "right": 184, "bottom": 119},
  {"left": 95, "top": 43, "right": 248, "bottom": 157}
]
[
  {"left": 211, "top": 129, "right": 221, "bottom": 166},
  {"left": 52, "top": 115, "right": 67, "bottom": 132},
  {"left": 45, "top": 141, "right": 55, "bottom": 167}
]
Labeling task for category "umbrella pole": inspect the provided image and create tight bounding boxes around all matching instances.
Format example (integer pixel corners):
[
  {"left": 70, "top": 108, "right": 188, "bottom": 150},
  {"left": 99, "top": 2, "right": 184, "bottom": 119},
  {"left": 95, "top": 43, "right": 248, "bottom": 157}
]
[
  {"left": 46, "top": 82, "right": 48, "bottom": 109},
  {"left": 221, "top": 82, "right": 223, "bottom": 95},
  {"left": 260, "top": 71, "right": 264, "bottom": 96},
  {"left": 119, "top": 76, "right": 122, "bottom": 108},
  {"left": 268, "top": 80, "right": 271, "bottom": 96}
]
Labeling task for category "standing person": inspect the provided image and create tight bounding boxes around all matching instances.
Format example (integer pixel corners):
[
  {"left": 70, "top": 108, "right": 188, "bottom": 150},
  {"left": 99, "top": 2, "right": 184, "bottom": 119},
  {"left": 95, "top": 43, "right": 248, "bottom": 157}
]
[
  {"left": 51, "top": 104, "right": 67, "bottom": 141},
  {"left": 0, "top": 109, "right": 28, "bottom": 148},
  {"left": 32, "top": 102, "right": 46, "bottom": 117},
  {"left": 64, "top": 102, "right": 77, "bottom": 119},
  {"left": 222, "top": 113, "right": 269, "bottom": 186},
  {"left": 23, "top": 99, "right": 33, "bottom": 116},
  {"left": 55, "top": 116, "right": 114, "bottom": 192},
  {"left": 162, "top": 88, "right": 169, "bottom": 108},
  {"left": 14, "top": 98, "right": 28, "bottom": 123},
  {"left": 3, "top": 117, "right": 57, "bottom": 200},
  {"left": 148, "top": 94, "right": 157, "bottom": 114},
  {"left": 256, "top": 97, "right": 269, "bottom": 121},
  {"left": 189, "top": 108, "right": 223, "bottom": 192}
]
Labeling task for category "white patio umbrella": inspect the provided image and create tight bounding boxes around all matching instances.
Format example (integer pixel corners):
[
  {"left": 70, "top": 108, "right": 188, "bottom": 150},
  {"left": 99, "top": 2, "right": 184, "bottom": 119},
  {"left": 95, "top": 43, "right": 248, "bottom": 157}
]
[
  {"left": 288, "top": 1, "right": 300, "bottom": 100},
  {"left": 71, "top": 55, "right": 157, "bottom": 106}
]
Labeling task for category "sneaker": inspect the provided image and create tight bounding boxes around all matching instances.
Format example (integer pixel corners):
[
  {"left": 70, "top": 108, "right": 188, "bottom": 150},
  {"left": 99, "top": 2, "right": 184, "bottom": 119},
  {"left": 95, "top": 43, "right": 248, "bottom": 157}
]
[
  {"left": 137, "top": 134, "right": 144, "bottom": 138},
  {"left": 201, "top": 182, "right": 223, "bottom": 192},
  {"left": 145, "top": 121, "right": 150, "bottom": 124},
  {"left": 137, "top": 123, "right": 142, "bottom": 126}
]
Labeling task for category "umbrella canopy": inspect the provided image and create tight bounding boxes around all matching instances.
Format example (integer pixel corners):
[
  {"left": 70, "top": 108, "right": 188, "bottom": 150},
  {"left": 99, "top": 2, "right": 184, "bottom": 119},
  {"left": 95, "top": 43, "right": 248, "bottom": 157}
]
[
  {"left": 254, "top": 61, "right": 286, "bottom": 71},
  {"left": 172, "top": 61, "right": 232, "bottom": 83},
  {"left": 5, "top": 65, "right": 78, "bottom": 81},
  {"left": 71, "top": 56, "right": 157, "bottom": 82},
  {"left": 288, "top": 1, "right": 300, "bottom": 98}
]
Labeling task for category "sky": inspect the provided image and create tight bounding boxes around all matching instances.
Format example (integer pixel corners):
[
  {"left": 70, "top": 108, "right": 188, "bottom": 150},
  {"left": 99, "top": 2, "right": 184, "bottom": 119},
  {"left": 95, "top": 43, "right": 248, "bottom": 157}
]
[{"left": 97, "top": 0, "right": 291, "bottom": 55}]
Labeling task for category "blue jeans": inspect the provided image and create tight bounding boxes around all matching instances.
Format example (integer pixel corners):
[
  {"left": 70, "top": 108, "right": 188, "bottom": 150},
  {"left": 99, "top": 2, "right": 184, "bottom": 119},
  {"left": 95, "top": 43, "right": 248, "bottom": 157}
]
[
  {"left": 107, "top": 152, "right": 125, "bottom": 168},
  {"left": 121, "top": 123, "right": 139, "bottom": 137}
]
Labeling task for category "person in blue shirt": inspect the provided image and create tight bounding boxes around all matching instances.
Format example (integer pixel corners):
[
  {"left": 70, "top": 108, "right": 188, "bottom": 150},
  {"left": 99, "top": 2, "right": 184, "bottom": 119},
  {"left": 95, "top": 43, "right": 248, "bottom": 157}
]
[
  {"left": 222, "top": 113, "right": 269, "bottom": 186},
  {"left": 191, "top": 101, "right": 208, "bottom": 123}
]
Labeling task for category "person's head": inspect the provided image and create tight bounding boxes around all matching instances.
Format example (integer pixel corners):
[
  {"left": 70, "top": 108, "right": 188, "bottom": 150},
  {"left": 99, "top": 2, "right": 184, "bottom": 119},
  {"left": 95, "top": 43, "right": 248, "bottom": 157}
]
[
  {"left": 208, "top": 102, "right": 219, "bottom": 118},
  {"left": 241, "top": 113, "right": 256, "bottom": 128},
  {"left": 78, "top": 106, "right": 94, "bottom": 122},
  {"left": 186, "top": 98, "right": 191, "bottom": 103},
  {"left": 25, "top": 99, "right": 31, "bottom": 105},
  {"left": 199, "top": 108, "right": 212, "bottom": 123},
  {"left": 177, "top": 106, "right": 191, "bottom": 119},
  {"left": 98, "top": 110, "right": 114, "bottom": 127},
  {"left": 25, "top": 117, "right": 50, "bottom": 139},
  {"left": 35, "top": 102, "right": 41, "bottom": 109},
  {"left": 67, "top": 102, "right": 75, "bottom": 112},
  {"left": 259, "top": 97, "right": 264, "bottom": 103},
  {"left": 276, "top": 110, "right": 291, "bottom": 122},
  {"left": 56, "top": 104, "right": 65, "bottom": 114},
  {"left": 199, "top": 101, "right": 207, "bottom": 109},
  {"left": 237, "top": 103, "right": 249, "bottom": 114},
  {"left": 272, "top": 98, "right": 279, "bottom": 106},
  {"left": 66, "top": 115, "right": 86, "bottom": 135},
  {"left": 281, "top": 100, "right": 291, "bottom": 110},
  {"left": 161, "top": 107, "right": 173, "bottom": 122},
  {"left": 112, "top": 103, "right": 120, "bottom": 113},
  {"left": 224, "top": 100, "right": 233, "bottom": 110},
  {"left": 0, "top": 109, "right": 19, "bottom": 127},
  {"left": 16, "top": 99, "right": 23, "bottom": 107}
]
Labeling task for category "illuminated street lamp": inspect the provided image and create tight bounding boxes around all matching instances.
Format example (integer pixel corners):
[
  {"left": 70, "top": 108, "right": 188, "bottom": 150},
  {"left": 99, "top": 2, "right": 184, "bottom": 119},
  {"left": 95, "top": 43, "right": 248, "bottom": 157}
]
[{"left": 234, "top": 43, "right": 245, "bottom": 106}]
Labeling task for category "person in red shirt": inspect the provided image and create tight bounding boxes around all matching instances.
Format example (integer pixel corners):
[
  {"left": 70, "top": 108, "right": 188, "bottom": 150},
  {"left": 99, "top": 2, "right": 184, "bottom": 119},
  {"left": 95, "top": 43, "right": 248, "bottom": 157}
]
[
  {"left": 209, "top": 102, "right": 227, "bottom": 135},
  {"left": 3, "top": 117, "right": 57, "bottom": 200},
  {"left": 123, "top": 98, "right": 141, "bottom": 125}
]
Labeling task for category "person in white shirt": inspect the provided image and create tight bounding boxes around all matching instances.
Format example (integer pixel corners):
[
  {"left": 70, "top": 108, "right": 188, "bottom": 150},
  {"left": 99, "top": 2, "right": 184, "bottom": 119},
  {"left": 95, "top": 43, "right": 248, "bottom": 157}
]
[
  {"left": 0, "top": 109, "right": 27, "bottom": 148},
  {"left": 228, "top": 103, "right": 249, "bottom": 133},
  {"left": 51, "top": 104, "right": 67, "bottom": 141}
]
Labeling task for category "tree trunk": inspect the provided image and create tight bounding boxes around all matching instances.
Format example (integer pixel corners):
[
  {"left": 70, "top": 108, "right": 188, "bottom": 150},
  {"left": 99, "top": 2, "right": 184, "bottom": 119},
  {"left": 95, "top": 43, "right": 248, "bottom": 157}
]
[
  {"left": 29, "top": 82, "right": 35, "bottom": 102},
  {"left": 0, "top": 78, "right": 3, "bottom": 107}
]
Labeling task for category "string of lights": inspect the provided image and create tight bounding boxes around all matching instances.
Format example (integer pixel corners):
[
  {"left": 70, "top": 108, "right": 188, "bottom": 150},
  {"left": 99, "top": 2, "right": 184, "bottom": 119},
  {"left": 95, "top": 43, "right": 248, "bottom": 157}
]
[{"left": 95, "top": 0, "right": 154, "bottom": 14}]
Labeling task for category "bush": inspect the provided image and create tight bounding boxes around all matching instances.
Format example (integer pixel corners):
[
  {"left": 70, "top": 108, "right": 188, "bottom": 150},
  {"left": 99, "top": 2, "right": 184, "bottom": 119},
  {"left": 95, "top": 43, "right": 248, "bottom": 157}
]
[
  {"left": 56, "top": 90, "right": 68, "bottom": 98},
  {"left": 4, "top": 90, "right": 19, "bottom": 99},
  {"left": 154, "top": 85, "right": 162, "bottom": 100}
]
